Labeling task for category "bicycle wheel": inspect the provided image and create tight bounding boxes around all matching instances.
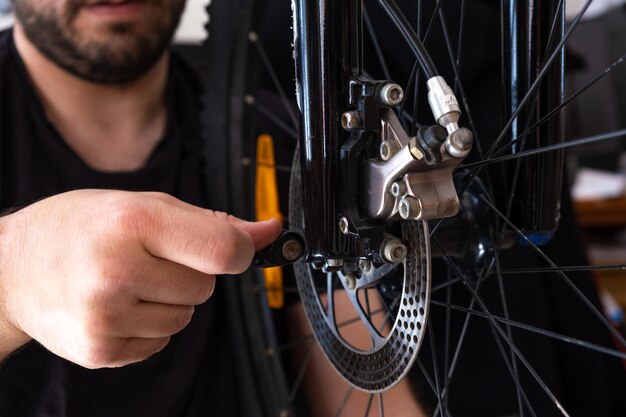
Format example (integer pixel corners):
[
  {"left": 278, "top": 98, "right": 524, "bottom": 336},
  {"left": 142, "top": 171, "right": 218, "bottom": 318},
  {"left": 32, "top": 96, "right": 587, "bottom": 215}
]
[{"left": 209, "top": 0, "right": 626, "bottom": 416}]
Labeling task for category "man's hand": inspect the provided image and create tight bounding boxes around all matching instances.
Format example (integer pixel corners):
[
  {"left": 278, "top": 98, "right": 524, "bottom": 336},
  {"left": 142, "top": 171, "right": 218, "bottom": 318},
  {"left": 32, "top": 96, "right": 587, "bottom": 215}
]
[{"left": 0, "top": 190, "right": 280, "bottom": 368}]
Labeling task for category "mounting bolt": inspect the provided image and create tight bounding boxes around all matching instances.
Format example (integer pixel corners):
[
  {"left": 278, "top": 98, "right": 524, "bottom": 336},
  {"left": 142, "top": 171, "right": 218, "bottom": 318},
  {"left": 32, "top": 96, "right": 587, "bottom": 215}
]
[
  {"left": 338, "top": 217, "right": 349, "bottom": 235},
  {"left": 379, "top": 140, "right": 400, "bottom": 161},
  {"left": 399, "top": 196, "right": 422, "bottom": 220},
  {"left": 344, "top": 273, "right": 357, "bottom": 290},
  {"left": 323, "top": 258, "right": 344, "bottom": 273},
  {"left": 379, "top": 83, "right": 404, "bottom": 107},
  {"left": 359, "top": 259, "right": 373, "bottom": 274},
  {"left": 381, "top": 238, "right": 408, "bottom": 263},
  {"left": 281, "top": 239, "right": 303, "bottom": 262},
  {"left": 445, "top": 127, "right": 473, "bottom": 158},
  {"left": 341, "top": 111, "right": 362, "bottom": 130},
  {"left": 391, "top": 181, "right": 406, "bottom": 198}
]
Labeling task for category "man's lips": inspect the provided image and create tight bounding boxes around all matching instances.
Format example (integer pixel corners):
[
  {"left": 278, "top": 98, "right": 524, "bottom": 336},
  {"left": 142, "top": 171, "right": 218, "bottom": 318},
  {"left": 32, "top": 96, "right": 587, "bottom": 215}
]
[{"left": 83, "top": 0, "right": 148, "bottom": 16}]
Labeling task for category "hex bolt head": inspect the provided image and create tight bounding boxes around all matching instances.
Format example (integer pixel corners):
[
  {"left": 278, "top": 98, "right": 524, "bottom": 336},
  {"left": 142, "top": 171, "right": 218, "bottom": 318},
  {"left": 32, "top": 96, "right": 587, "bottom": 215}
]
[
  {"left": 344, "top": 273, "right": 357, "bottom": 290},
  {"left": 399, "top": 196, "right": 422, "bottom": 220},
  {"left": 281, "top": 239, "right": 303, "bottom": 262},
  {"left": 341, "top": 111, "right": 362, "bottom": 130},
  {"left": 381, "top": 239, "right": 408, "bottom": 263},
  {"left": 391, "top": 181, "right": 406, "bottom": 198},
  {"left": 379, "top": 83, "right": 404, "bottom": 107},
  {"left": 338, "top": 217, "right": 349, "bottom": 235},
  {"left": 380, "top": 140, "right": 401, "bottom": 161},
  {"left": 359, "top": 259, "right": 373, "bottom": 274}
]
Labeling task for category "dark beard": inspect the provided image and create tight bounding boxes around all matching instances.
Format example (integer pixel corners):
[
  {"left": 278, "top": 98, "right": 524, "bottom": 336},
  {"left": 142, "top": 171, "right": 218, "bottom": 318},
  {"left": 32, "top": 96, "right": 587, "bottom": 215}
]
[{"left": 13, "top": 0, "right": 185, "bottom": 84}]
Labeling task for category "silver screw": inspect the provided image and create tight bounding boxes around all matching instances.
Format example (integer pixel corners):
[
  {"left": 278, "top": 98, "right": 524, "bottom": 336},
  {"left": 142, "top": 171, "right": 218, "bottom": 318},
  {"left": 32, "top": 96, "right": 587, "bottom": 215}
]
[
  {"left": 359, "top": 259, "right": 373, "bottom": 274},
  {"left": 341, "top": 111, "right": 362, "bottom": 130},
  {"left": 281, "top": 240, "right": 303, "bottom": 262},
  {"left": 391, "top": 181, "right": 406, "bottom": 198},
  {"left": 379, "top": 83, "right": 404, "bottom": 107},
  {"left": 338, "top": 217, "right": 349, "bottom": 235},
  {"left": 379, "top": 140, "right": 400, "bottom": 161},
  {"left": 399, "top": 196, "right": 422, "bottom": 220},
  {"left": 381, "top": 239, "right": 408, "bottom": 263},
  {"left": 344, "top": 273, "right": 357, "bottom": 290}
]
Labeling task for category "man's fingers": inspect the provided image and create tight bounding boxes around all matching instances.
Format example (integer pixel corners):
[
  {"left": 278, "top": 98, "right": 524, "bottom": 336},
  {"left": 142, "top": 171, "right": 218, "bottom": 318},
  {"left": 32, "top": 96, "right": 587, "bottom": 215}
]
[
  {"left": 228, "top": 217, "right": 282, "bottom": 250},
  {"left": 109, "top": 303, "right": 195, "bottom": 339},
  {"left": 135, "top": 204, "right": 255, "bottom": 275},
  {"left": 133, "top": 257, "right": 215, "bottom": 305}
]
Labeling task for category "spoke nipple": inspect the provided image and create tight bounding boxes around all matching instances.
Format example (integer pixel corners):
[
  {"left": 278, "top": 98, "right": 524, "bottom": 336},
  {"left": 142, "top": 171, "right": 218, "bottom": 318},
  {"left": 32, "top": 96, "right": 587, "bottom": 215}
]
[
  {"left": 399, "top": 196, "right": 422, "bottom": 220},
  {"left": 379, "top": 83, "right": 404, "bottom": 107},
  {"left": 381, "top": 238, "right": 408, "bottom": 263},
  {"left": 244, "top": 94, "right": 255, "bottom": 105},
  {"left": 338, "top": 217, "right": 349, "bottom": 235},
  {"left": 282, "top": 239, "right": 303, "bottom": 262}
]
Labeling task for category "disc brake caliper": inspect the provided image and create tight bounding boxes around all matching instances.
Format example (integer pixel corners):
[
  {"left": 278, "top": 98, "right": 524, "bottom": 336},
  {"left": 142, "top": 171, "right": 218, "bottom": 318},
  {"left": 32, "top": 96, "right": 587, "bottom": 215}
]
[{"left": 361, "top": 76, "right": 473, "bottom": 223}]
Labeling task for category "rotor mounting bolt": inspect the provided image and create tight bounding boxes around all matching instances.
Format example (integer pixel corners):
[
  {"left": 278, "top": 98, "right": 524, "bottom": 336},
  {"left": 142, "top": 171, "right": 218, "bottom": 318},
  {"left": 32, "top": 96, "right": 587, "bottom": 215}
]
[
  {"left": 381, "top": 239, "right": 408, "bottom": 263},
  {"left": 338, "top": 217, "right": 349, "bottom": 235},
  {"left": 341, "top": 111, "right": 362, "bottom": 130},
  {"left": 344, "top": 273, "right": 357, "bottom": 290},
  {"left": 323, "top": 258, "right": 344, "bottom": 273},
  {"left": 379, "top": 83, "right": 404, "bottom": 107},
  {"left": 391, "top": 181, "right": 406, "bottom": 198},
  {"left": 281, "top": 239, "right": 303, "bottom": 262},
  {"left": 359, "top": 259, "right": 373, "bottom": 274},
  {"left": 445, "top": 127, "right": 473, "bottom": 158},
  {"left": 399, "top": 196, "right": 422, "bottom": 220}
]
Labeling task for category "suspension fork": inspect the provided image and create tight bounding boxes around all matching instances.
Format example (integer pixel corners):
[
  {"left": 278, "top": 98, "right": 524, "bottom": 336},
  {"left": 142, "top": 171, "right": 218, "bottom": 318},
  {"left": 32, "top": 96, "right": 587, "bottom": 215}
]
[
  {"left": 501, "top": 0, "right": 565, "bottom": 241},
  {"left": 293, "top": 0, "right": 362, "bottom": 265}
]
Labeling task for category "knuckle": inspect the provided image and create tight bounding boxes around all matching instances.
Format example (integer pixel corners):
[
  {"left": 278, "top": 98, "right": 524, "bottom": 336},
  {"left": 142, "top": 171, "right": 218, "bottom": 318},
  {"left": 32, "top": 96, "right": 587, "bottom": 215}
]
[
  {"left": 105, "top": 196, "right": 153, "bottom": 237},
  {"left": 203, "top": 228, "right": 254, "bottom": 274},
  {"left": 78, "top": 340, "right": 118, "bottom": 369}
]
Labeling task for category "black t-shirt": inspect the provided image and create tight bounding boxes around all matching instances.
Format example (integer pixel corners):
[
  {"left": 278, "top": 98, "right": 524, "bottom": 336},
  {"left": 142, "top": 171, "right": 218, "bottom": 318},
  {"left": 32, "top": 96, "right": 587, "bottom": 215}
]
[{"left": 0, "top": 29, "right": 238, "bottom": 417}]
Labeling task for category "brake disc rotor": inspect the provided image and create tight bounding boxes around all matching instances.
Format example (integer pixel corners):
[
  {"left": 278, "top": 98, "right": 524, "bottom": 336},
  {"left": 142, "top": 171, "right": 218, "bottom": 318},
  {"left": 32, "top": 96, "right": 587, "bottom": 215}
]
[{"left": 289, "top": 151, "right": 432, "bottom": 393}]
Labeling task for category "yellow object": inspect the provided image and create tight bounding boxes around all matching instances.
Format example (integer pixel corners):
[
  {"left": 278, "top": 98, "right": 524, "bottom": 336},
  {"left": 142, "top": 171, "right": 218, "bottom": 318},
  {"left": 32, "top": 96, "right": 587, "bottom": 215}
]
[{"left": 255, "top": 134, "right": 284, "bottom": 309}]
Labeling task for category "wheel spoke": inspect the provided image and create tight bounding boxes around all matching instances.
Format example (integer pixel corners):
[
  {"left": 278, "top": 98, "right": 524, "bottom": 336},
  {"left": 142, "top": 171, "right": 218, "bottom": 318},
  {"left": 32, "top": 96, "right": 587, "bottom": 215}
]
[
  {"left": 437, "top": 243, "right": 572, "bottom": 417},
  {"left": 249, "top": 33, "right": 299, "bottom": 129},
  {"left": 462, "top": 129, "right": 626, "bottom": 170},
  {"left": 492, "top": 229, "right": 526, "bottom": 417},
  {"left": 287, "top": 339, "right": 316, "bottom": 404},
  {"left": 437, "top": 6, "right": 485, "bottom": 159},
  {"left": 246, "top": 96, "right": 299, "bottom": 140},
  {"left": 502, "top": 264, "right": 626, "bottom": 275},
  {"left": 334, "top": 386, "right": 355, "bottom": 417},
  {"left": 480, "top": 194, "right": 626, "bottom": 347},
  {"left": 364, "top": 394, "right": 374, "bottom": 417},
  {"left": 364, "top": 6, "right": 392, "bottom": 81},
  {"left": 430, "top": 299, "right": 626, "bottom": 361}
]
